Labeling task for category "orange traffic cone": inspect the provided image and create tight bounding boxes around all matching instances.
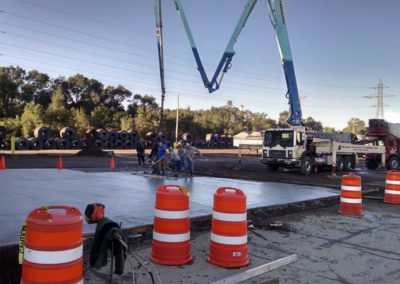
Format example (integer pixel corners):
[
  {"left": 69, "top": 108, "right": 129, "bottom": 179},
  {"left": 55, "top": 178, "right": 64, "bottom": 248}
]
[
  {"left": 0, "top": 155, "right": 5, "bottom": 170},
  {"left": 109, "top": 156, "right": 115, "bottom": 169},
  {"left": 57, "top": 155, "right": 63, "bottom": 170}
]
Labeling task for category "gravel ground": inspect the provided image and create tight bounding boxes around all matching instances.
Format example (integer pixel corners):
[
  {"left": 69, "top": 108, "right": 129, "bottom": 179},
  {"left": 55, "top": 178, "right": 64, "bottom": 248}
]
[{"left": 84, "top": 199, "right": 400, "bottom": 284}]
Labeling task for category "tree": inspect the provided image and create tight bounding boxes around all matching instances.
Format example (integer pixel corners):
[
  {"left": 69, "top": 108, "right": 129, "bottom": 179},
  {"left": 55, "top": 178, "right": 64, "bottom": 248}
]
[
  {"left": 101, "top": 85, "right": 132, "bottom": 111},
  {"left": 134, "top": 107, "right": 160, "bottom": 136},
  {"left": 323, "top": 127, "right": 336, "bottom": 133},
  {"left": 343, "top": 118, "right": 366, "bottom": 134},
  {"left": 277, "top": 111, "right": 290, "bottom": 128},
  {"left": 248, "top": 112, "right": 276, "bottom": 131},
  {"left": 0, "top": 66, "right": 26, "bottom": 117},
  {"left": 89, "top": 106, "right": 121, "bottom": 129},
  {"left": 21, "top": 70, "right": 52, "bottom": 108},
  {"left": 120, "top": 115, "right": 135, "bottom": 131},
  {"left": 304, "top": 117, "right": 323, "bottom": 131},
  {"left": 71, "top": 108, "right": 90, "bottom": 138},
  {"left": 45, "top": 86, "right": 71, "bottom": 132},
  {"left": 20, "top": 103, "right": 44, "bottom": 137}
]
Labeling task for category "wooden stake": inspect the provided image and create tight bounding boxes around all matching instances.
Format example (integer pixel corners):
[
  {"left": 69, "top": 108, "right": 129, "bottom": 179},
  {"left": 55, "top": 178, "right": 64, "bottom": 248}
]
[{"left": 211, "top": 254, "right": 297, "bottom": 284}]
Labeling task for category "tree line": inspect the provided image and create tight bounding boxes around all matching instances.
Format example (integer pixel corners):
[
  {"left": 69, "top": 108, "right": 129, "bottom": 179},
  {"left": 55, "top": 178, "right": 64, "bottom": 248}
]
[{"left": 0, "top": 66, "right": 366, "bottom": 140}]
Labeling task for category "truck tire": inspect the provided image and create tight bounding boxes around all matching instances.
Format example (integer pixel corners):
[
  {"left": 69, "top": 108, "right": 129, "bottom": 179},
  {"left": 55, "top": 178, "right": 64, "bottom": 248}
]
[
  {"left": 365, "top": 158, "right": 379, "bottom": 170},
  {"left": 300, "top": 156, "right": 313, "bottom": 175},
  {"left": 343, "top": 155, "right": 355, "bottom": 171},
  {"left": 386, "top": 156, "right": 400, "bottom": 170},
  {"left": 267, "top": 164, "right": 279, "bottom": 172}
]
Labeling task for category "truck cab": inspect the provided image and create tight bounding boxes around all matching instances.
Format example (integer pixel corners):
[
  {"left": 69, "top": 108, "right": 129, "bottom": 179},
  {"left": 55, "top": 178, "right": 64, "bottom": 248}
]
[{"left": 261, "top": 127, "right": 307, "bottom": 171}]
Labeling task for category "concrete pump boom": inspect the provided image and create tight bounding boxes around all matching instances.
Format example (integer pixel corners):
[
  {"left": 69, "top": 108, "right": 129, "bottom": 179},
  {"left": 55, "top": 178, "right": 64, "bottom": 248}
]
[
  {"left": 266, "top": 0, "right": 302, "bottom": 126},
  {"left": 173, "top": 0, "right": 258, "bottom": 93},
  {"left": 165, "top": 0, "right": 302, "bottom": 125}
]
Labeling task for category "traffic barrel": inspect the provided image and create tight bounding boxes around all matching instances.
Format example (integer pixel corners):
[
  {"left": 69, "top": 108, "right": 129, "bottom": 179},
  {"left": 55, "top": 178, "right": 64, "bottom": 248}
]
[
  {"left": 22, "top": 206, "right": 83, "bottom": 284},
  {"left": 208, "top": 187, "right": 249, "bottom": 268},
  {"left": 150, "top": 185, "right": 192, "bottom": 265},
  {"left": 384, "top": 170, "right": 400, "bottom": 204},
  {"left": 339, "top": 172, "right": 363, "bottom": 216}
]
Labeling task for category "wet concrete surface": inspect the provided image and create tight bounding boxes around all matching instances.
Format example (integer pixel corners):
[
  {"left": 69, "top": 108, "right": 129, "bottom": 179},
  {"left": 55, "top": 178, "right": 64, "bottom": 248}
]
[{"left": 0, "top": 169, "right": 338, "bottom": 246}]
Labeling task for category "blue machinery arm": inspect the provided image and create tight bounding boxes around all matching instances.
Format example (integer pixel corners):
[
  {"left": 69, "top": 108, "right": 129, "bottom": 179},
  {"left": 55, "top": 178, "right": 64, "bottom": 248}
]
[
  {"left": 164, "top": 0, "right": 302, "bottom": 125},
  {"left": 173, "top": 0, "right": 258, "bottom": 93},
  {"left": 266, "top": 0, "right": 302, "bottom": 126}
]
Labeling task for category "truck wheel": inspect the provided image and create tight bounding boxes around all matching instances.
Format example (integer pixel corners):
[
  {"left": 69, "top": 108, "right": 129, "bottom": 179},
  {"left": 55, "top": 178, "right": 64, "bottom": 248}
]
[
  {"left": 343, "top": 156, "right": 355, "bottom": 171},
  {"left": 267, "top": 164, "right": 279, "bottom": 172},
  {"left": 300, "top": 156, "right": 313, "bottom": 175},
  {"left": 386, "top": 156, "right": 400, "bottom": 170},
  {"left": 336, "top": 156, "right": 345, "bottom": 172},
  {"left": 365, "top": 158, "right": 379, "bottom": 170}
]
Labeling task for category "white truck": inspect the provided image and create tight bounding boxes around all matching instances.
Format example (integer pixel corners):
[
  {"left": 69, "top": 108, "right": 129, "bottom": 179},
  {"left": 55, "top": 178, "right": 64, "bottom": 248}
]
[{"left": 260, "top": 127, "right": 386, "bottom": 175}]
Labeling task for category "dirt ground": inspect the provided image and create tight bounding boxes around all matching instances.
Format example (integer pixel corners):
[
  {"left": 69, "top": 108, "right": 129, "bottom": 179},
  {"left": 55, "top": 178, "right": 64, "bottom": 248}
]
[{"left": 84, "top": 199, "right": 400, "bottom": 284}]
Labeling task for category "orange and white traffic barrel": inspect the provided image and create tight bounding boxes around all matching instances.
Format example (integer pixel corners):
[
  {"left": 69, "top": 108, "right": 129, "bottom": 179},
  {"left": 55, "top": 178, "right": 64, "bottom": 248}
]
[
  {"left": 22, "top": 206, "right": 83, "bottom": 284},
  {"left": 150, "top": 185, "right": 192, "bottom": 265},
  {"left": 339, "top": 172, "right": 363, "bottom": 216},
  {"left": 208, "top": 187, "right": 249, "bottom": 268},
  {"left": 384, "top": 170, "right": 400, "bottom": 204}
]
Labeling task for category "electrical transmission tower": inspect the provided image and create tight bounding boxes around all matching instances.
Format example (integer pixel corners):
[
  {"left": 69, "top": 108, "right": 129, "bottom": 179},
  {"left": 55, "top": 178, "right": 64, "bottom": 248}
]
[{"left": 363, "top": 79, "right": 394, "bottom": 119}]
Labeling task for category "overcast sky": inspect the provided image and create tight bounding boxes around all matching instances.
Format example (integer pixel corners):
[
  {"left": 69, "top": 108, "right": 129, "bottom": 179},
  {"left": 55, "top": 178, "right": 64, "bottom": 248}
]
[{"left": 1, "top": 0, "right": 399, "bottom": 129}]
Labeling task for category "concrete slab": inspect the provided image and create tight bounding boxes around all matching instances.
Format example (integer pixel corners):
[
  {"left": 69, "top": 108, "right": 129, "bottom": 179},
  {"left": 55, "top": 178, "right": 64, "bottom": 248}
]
[{"left": 0, "top": 169, "right": 338, "bottom": 246}]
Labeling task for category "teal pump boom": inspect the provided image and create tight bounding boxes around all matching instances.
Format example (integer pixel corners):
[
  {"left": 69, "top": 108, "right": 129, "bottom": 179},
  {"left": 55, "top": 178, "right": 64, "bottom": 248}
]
[
  {"left": 266, "top": 0, "right": 302, "bottom": 126},
  {"left": 173, "top": 0, "right": 258, "bottom": 93}
]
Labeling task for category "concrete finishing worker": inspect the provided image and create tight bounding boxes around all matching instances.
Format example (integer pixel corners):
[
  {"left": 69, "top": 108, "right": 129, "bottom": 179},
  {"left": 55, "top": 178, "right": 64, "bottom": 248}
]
[{"left": 183, "top": 143, "right": 202, "bottom": 177}]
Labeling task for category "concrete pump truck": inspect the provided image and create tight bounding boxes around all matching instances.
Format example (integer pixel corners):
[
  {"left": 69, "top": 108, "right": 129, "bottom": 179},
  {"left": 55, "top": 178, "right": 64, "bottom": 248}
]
[
  {"left": 159, "top": 0, "right": 386, "bottom": 175},
  {"left": 259, "top": 0, "right": 385, "bottom": 174}
]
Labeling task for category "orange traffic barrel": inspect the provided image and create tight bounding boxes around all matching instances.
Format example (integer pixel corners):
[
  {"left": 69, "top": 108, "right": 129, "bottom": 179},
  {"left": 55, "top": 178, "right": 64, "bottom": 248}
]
[
  {"left": 208, "top": 187, "right": 249, "bottom": 268},
  {"left": 339, "top": 172, "right": 363, "bottom": 216},
  {"left": 22, "top": 206, "right": 83, "bottom": 284},
  {"left": 150, "top": 185, "right": 192, "bottom": 265},
  {"left": 384, "top": 170, "right": 400, "bottom": 204}
]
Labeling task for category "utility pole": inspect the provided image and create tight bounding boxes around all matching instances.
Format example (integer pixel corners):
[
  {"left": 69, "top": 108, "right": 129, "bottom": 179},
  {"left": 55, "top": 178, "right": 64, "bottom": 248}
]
[
  {"left": 363, "top": 79, "right": 394, "bottom": 119},
  {"left": 154, "top": 0, "right": 166, "bottom": 128},
  {"left": 175, "top": 94, "right": 180, "bottom": 145}
]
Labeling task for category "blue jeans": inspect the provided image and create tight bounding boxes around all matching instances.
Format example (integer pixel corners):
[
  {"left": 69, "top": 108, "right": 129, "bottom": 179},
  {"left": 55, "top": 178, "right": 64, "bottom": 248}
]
[{"left": 184, "top": 158, "right": 193, "bottom": 172}]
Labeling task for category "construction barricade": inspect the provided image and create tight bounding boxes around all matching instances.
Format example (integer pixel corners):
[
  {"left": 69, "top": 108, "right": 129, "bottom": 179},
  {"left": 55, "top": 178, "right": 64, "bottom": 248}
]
[
  {"left": 22, "top": 206, "right": 83, "bottom": 284},
  {"left": 150, "top": 185, "right": 192, "bottom": 265},
  {"left": 339, "top": 172, "right": 363, "bottom": 216},
  {"left": 208, "top": 187, "right": 249, "bottom": 268},
  {"left": 384, "top": 170, "right": 400, "bottom": 204}
]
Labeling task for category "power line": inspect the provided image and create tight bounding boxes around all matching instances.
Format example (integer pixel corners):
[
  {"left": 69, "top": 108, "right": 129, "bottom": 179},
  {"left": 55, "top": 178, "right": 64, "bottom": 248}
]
[
  {"left": 0, "top": 21, "right": 282, "bottom": 83},
  {"left": 0, "top": 56, "right": 375, "bottom": 111},
  {"left": 0, "top": 9, "right": 375, "bottom": 87},
  {"left": 0, "top": 42, "right": 290, "bottom": 95}
]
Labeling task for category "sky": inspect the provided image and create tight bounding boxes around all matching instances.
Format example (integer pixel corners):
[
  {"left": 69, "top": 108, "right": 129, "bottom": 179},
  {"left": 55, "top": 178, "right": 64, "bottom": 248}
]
[{"left": 0, "top": 0, "right": 399, "bottom": 130}]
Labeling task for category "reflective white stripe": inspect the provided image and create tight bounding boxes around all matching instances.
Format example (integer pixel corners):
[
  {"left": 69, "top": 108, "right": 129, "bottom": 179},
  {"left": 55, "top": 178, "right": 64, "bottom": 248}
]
[
  {"left": 341, "top": 185, "right": 361, "bottom": 192},
  {"left": 76, "top": 280, "right": 83, "bottom": 284},
  {"left": 210, "top": 233, "right": 247, "bottom": 245},
  {"left": 340, "top": 197, "right": 362, "bottom": 204},
  {"left": 24, "top": 244, "right": 82, "bottom": 264},
  {"left": 386, "top": 180, "right": 400, "bottom": 185},
  {"left": 153, "top": 231, "right": 190, "bottom": 242},
  {"left": 385, "top": 189, "right": 400, "bottom": 195},
  {"left": 154, "top": 209, "right": 189, "bottom": 219},
  {"left": 212, "top": 211, "right": 247, "bottom": 222}
]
